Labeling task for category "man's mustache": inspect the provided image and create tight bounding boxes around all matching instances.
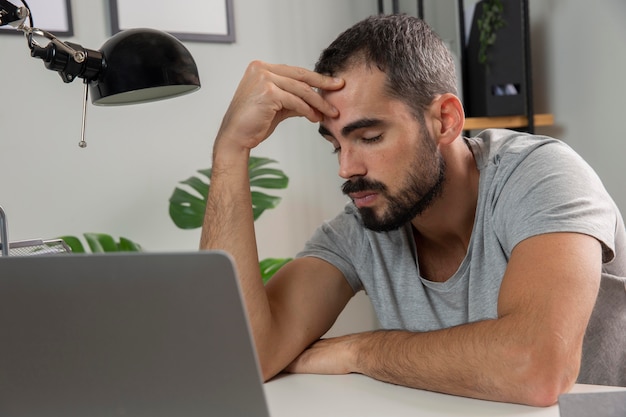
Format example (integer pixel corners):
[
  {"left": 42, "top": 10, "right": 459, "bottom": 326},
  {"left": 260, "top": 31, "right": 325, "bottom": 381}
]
[{"left": 341, "top": 177, "right": 387, "bottom": 195}]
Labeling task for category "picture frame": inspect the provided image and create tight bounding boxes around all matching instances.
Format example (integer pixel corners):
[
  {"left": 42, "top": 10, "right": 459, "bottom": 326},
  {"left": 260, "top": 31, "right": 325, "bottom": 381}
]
[
  {"left": 109, "top": 0, "right": 235, "bottom": 43},
  {"left": 0, "top": 0, "right": 73, "bottom": 37}
]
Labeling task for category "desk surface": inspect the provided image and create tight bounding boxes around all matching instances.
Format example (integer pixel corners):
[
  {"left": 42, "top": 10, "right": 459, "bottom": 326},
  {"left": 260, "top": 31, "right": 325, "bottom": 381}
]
[{"left": 264, "top": 373, "right": 625, "bottom": 417}]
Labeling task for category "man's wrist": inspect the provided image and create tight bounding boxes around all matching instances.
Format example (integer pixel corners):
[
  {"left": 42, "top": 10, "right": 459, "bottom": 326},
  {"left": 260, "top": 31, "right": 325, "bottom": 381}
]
[
  {"left": 344, "top": 331, "right": 376, "bottom": 375},
  {"left": 211, "top": 136, "right": 251, "bottom": 170}
]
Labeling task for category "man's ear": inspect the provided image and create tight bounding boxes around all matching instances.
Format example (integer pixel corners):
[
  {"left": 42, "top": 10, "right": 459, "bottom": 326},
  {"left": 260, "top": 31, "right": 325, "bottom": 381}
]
[{"left": 428, "top": 93, "right": 465, "bottom": 146}]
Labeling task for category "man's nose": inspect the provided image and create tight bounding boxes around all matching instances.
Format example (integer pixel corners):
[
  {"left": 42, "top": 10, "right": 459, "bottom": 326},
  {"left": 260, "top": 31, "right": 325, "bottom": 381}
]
[{"left": 338, "top": 147, "right": 366, "bottom": 180}]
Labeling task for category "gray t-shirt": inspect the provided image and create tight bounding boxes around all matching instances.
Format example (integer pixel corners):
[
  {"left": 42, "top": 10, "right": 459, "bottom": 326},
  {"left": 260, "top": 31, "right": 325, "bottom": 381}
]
[{"left": 297, "top": 129, "right": 626, "bottom": 386}]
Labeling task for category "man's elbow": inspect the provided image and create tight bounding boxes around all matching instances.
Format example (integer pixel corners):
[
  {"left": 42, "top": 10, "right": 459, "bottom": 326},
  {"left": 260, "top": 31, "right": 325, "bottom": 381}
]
[
  {"left": 258, "top": 353, "right": 291, "bottom": 383},
  {"left": 261, "top": 362, "right": 288, "bottom": 383},
  {"left": 523, "top": 374, "right": 574, "bottom": 407},
  {"left": 513, "top": 345, "right": 580, "bottom": 407}
]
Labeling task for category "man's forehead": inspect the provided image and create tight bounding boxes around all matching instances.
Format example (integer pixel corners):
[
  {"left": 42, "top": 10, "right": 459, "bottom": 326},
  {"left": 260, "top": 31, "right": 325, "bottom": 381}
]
[
  {"left": 317, "top": 66, "right": 398, "bottom": 130},
  {"left": 320, "top": 64, "right": 387, "bottom": 97}
]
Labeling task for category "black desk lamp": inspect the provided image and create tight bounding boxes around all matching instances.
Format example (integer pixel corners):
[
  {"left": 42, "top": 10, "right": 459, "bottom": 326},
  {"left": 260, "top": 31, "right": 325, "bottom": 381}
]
[{"left": 0, "top": 0, "right": 201, "bottom": 146}]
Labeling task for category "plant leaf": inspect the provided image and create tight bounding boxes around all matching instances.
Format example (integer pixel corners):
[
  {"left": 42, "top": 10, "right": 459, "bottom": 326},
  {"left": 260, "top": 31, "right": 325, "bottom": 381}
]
[
  {"left": 248, "top": 156, "right": 277, "bottom": 171},
  {"left": 84, "top": 233, "right": 118, "bottom": 253},
  {"left": 60, "top": 234, "right": 142, "bottom": 253},
  {"left": 180, "top": 176, "right": 210, "bottom": 200},
  {"left": 197, "top": 168, "right": 212, "bottom": 178},
  {"left": 59, "top": 235, "right": 85, "bottom": 253},
  {"left": 477, "top": 0, "right": 506, "bottom": 67},
  {"left": 118, "top": 237, "right": 142, "bottom": 252},
  {"left": 169, "top": 157, "right": 289, "bottom": 229},
  {"left": 169, "top": 187, "right": 206, "bottom": 207},
  {"left": 249, "top": 168, "right": 289, "bottom": 189},
  {"left": 251, "top": 192, "right": 282, "bottom": 220},
  {"left": 251, "top": 190, "right": 281, "bottom": 208},
  {"left": 168, "top": 187, "right": 207, "bottom": 229},
  {"left": 259, "top": 257, "right": 292, "bottom": 284}
]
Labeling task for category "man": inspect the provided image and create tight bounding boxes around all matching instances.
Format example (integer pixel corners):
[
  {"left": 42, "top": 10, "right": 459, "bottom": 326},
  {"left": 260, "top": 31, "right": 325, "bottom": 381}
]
[{"left": 200, "top": 14, "right": 626, "bottom": 406}]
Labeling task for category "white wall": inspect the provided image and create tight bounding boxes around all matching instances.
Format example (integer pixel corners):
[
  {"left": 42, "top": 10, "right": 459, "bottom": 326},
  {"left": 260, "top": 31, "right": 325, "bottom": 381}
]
[
  {"left": 528, "top": 0, "right": 626, "bottom": 215},
  {"left": 0, "top": 0, "right": 380, "bottom": 335},
  {"left": 1, "top": 0, "right": 625, "bottom": 335},
  {"left": 0, "top": 0, "right": 376, "bottom": 254}
]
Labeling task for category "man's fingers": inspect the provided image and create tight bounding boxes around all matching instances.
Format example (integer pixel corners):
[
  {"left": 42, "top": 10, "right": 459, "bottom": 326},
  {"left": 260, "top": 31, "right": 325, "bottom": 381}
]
[
  {"left": 264, "top": 86, "right": 322, "bottom": 124},
  {"left": 255, "top": 62, "right": 343, "bottom": 119},
  {"left": 272, "top": 74, "right": 341, "bottom": 120},
  {"left": 268, "top": 62, "right": 344, "bottom": 90},
  {"left": 220, "top": 61, "right": 343, "bottom": 146}
]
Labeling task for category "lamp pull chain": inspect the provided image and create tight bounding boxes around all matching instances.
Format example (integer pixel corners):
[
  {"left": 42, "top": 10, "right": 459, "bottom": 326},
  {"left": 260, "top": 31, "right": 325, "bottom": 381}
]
[{"left": 79, "top": 79, "right": 88, "bottom": 148}]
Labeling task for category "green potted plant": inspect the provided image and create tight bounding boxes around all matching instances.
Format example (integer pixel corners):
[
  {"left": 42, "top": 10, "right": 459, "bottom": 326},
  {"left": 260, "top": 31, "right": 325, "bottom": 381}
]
[
  {"left": 477, "top": 0, "right": 506, "bottom": 66},
  {"left": 60, "top": 233, "right": 142, "bottom": 253},
  {"left": 61, "top": 156, "right": 290, "bottom": 282},
  {"left": 168, "top": 156, "right": 292, "bottom": 283}
]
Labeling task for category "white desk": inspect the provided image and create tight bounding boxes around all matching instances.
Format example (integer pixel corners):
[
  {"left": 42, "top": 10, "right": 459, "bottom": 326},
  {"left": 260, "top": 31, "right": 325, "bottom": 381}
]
[{"left": 264, "top": 373, "right": 625, "bottom": 417}]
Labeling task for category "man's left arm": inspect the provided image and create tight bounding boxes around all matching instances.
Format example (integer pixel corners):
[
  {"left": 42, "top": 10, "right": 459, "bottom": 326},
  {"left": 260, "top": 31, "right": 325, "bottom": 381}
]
[{"left": 286, "top": 232, "right": 602, "bottom": 407}]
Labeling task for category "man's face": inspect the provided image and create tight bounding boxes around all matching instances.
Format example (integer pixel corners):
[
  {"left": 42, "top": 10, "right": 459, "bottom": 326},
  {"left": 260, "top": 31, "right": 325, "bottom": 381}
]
[{"left": 318, "top": 65, "right": 445, "bottom": 232}]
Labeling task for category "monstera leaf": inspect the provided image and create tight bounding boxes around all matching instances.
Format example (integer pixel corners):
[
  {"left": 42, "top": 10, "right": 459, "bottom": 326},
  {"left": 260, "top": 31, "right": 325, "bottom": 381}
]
[
  {"left": 60, "top": 233, "right": 142, "bottom": 253},
  {"left": 259, "top": 257, "right": 292, "bottom": 284},
  {"left": 169, "top": 156, "right": 291, "bottom": 282},
  {"left": 169, "top": 156, "right": 289, "bottom": 229}
]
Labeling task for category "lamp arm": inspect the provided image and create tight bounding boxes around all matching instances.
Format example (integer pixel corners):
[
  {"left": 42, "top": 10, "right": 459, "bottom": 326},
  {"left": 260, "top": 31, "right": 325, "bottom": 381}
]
[
  {"left": 31, "top": 37, "right": 104, "bottom": 83},
  {"left": 21, "top": 26, "right": 105, "bottom": 83},
  {"left": 0, "top": 0, "right": 25, "bottom": 27},
  {"left": 2, "top": 0, "right": 105, "bottom": 84}
]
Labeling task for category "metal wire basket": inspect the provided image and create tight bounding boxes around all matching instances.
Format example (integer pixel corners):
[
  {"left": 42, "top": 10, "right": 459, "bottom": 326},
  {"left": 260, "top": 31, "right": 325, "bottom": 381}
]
[{"left": 0, "top": 206, "right": 71, "bottom": 257}]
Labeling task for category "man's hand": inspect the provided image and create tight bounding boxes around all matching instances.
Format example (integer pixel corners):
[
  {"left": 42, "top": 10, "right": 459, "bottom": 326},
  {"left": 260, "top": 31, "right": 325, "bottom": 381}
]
[
  {"left": 214, "top": 61, "right": 344, "bottom": 155},
  {"left": 285, "top": 334, "right": 362, "bottom": 376}
]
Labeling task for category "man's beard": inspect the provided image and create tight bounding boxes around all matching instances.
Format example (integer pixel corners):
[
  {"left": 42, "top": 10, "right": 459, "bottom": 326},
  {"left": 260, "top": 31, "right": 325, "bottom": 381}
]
[{"left": 341, "top": 141, "right": 446, "bottom": 233}]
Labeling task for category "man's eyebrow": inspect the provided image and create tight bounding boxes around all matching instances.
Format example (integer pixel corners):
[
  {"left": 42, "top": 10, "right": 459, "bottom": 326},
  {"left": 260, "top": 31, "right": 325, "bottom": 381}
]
[{"left": 318, "top": 118, "right": 384, "bottom": 139}]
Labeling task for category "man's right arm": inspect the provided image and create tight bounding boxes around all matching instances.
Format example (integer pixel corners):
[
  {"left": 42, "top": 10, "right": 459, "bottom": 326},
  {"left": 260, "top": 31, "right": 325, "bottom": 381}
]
[{"left": 199, "top": 61, "right": 351, "bottom": 380}]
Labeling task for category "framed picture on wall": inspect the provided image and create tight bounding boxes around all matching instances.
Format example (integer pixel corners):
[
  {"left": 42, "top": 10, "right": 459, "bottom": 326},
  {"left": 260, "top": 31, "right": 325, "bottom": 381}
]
[
  {"left": 109, "top": 0, "right": 235, "bottom": 43},
  {"left": 0, "top": 0, "right": 73, "bottom": 37}
]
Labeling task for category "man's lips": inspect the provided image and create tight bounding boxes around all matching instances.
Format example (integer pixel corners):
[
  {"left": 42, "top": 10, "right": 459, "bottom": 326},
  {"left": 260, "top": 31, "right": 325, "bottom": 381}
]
[
  {"left": 342, "top": 177, "right": 386, "bottom": 208},
  {"left": 349, "top": 191, "right": 379, "bottom": 208}
]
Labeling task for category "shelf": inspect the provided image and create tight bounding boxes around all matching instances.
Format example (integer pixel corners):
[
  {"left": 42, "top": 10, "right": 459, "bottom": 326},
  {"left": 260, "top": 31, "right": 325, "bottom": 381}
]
[{"left": 463, "top": 113, "right": 554, "bottom": 131}]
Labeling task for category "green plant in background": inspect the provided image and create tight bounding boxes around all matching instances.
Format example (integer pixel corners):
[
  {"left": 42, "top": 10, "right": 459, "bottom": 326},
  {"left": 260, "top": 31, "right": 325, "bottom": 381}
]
[
  {"left": 60, "top": 233, "right": 142, "bottom": 253},
  {"left": 59, "top": 157, "right": 290, "bottom": 283},
  {"left": 259, "top": 257, "right": 292, "bottom": 282},
  {"left": 169, "top": 156, "right": 289, "bottom": 227},
  {"left": 477, "top": 0, "right": 506, "bottom": 66},
  {"left": 169, "top": 156, "right": 292, "bottom": 283}
]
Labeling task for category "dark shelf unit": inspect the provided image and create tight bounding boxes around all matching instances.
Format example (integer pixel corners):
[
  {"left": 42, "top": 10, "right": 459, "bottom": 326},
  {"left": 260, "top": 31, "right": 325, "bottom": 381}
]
[{"left": 378, "top": 0, "right": 542, "bottom": 133}]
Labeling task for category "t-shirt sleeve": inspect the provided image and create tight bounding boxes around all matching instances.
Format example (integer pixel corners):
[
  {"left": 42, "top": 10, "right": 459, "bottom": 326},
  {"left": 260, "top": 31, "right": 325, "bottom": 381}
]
[{"left": 491, "top": 141, "right": 618, "bottom": 263}]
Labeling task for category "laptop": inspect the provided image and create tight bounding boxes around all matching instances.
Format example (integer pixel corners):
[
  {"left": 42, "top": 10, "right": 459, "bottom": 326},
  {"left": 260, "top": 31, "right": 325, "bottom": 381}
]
[{"left": 0, "top": 251, "right": 271, "bottom": 417}]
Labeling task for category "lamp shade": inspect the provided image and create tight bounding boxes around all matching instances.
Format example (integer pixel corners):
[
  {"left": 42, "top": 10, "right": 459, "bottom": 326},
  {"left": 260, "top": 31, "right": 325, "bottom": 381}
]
[{"left": 90, "top": 28, "right": 201, "bottom": 106}]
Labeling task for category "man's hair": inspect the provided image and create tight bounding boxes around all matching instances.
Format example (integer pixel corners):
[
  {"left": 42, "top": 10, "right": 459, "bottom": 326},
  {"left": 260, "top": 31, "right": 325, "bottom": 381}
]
[{"left": 314, "top": 14, "right": 458, "bottom": 119}]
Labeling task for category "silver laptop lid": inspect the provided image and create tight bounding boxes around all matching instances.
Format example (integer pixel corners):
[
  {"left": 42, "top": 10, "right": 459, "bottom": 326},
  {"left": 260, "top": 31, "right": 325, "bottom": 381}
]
[{"left": 0, "top": 251, "right": 270, "bottom": 417}]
